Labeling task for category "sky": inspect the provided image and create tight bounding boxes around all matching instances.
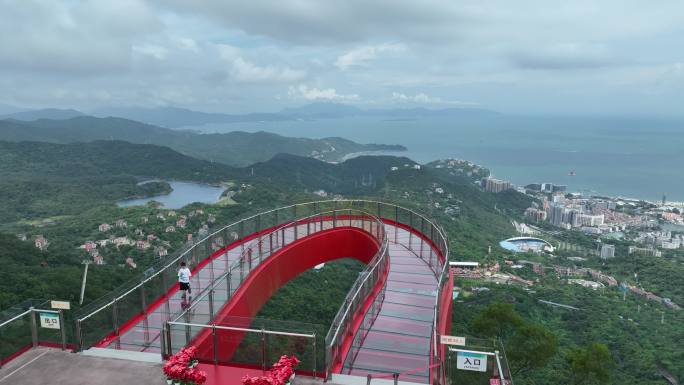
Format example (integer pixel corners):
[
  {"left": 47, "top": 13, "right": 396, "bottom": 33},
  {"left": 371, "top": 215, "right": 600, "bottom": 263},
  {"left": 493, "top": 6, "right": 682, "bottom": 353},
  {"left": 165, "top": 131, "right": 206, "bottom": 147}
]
[{"left": 1, "top": 0, "right": 684, "bottom": 115}]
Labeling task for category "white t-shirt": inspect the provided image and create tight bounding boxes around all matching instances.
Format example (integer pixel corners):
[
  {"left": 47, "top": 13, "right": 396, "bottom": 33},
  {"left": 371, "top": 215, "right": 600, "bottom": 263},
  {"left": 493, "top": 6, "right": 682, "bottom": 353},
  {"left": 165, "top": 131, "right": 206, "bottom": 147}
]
[{"left": 178, "top": 267, "right": 191, "bottom": 283}]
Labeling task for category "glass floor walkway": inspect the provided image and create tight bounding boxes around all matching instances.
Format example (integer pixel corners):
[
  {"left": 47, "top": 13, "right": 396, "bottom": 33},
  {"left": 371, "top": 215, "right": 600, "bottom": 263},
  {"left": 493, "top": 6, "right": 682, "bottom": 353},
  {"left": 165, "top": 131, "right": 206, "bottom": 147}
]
[{"left": 341, "top": 225, "right": 438, "bottom": 383}]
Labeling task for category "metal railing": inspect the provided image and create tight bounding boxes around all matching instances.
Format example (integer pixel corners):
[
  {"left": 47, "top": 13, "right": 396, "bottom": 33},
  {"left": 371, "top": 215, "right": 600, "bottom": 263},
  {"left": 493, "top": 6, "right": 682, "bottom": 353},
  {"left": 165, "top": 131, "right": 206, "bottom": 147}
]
[
  {"left": 73, "top": 200, "right": 450, "bottom": 384},
  {"left": 162, "top": 206, "right": 387, "bottom": 377},
  {"left": 167, "top": 207, "right": 386, "bottom": 325},
  {"left": 166, "top": 320, "right": 319, "bottom": 376},
  {"left": 0, "top": 303, "right": 68, "bottom": 367}
]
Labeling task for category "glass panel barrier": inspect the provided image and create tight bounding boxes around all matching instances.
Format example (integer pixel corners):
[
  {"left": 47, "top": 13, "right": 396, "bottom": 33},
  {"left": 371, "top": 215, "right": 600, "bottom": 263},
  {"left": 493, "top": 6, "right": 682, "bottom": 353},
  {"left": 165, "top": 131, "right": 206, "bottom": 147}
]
[{"left": 72, "top": 200, "right": 449, "bottom": 384}]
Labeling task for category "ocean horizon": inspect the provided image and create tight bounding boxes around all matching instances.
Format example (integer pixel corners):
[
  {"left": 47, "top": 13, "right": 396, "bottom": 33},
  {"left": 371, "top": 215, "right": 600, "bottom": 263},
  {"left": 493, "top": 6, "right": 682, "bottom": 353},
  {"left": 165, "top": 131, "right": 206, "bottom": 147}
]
[{"left": 183, "top": 114, "right": 684, "bottom": 202}]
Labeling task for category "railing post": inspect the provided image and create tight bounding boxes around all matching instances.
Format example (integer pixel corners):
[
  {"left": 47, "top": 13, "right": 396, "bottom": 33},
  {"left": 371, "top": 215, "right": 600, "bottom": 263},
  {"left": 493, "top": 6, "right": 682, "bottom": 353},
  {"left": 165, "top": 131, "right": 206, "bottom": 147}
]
[
  {"left": 75, "top": 319, "right": 83, "bottom": 352},
  {"left": 29, "top": 307, "right": 38, "bottom": 347},
  {"left": 261, "top": 328, "right": 267, "bottom": 372},
  {"left": 227, "top": 272, "right": 232, "bottom": 297},
  {"left": 239, "top": 221, "right": 245, "bottom": 253},
  {"left": 160, "top": 322, "right": 167, "bottom": 359},
  {"left": 258, "top": 235, "right": 263, "bottom": 263},
  {"left": 333, "top": 210, "right": 337, "bottom": 228},
  {"left": 408, "top": 212, "right": 413, "bottom": 247},
  {"left": 239, "top": 257, "right": 244, "bottom": 283},
  {"left": 165, "top": 321, "right": 172, "bottom": 357},
  {"left": 212, "top": 325, "right": 218, "bottom": 364},
  {"left": 140, "top": 283, "right": 147, "bottom": 314},
  {"left": 248, "top": 248, "right": 253, "bottom": 271},
  {"left": 312, "top": 332, "right": 317, "bottom": 379},
  {"left": 112, "top": 299, "right": 119, "bottom": 338},
  {"left": 269, "top": 232, "right": 273, "bottom": 252},
  {"left": 59, "top": 310, "right": 67, "bottom": 351},
  {"left": 208, "top": 289, "right": 215, "bottom": 320}
]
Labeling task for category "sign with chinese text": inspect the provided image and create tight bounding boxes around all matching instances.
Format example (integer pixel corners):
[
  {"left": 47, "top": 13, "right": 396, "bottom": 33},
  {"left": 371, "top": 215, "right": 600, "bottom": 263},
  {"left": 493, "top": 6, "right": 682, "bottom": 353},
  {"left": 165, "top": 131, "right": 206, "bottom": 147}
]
[
  {"left": 457, "top": 352, "right": 487, "bottom": 372},
  {"left": 39, "top": 312, "right": 60, "bottom": 329},
  {"left": 51, "top": 300, "right": 70, "bottom": 310},
  {"left": 440, "top": 335, "right": 466, "bottom": 346}
]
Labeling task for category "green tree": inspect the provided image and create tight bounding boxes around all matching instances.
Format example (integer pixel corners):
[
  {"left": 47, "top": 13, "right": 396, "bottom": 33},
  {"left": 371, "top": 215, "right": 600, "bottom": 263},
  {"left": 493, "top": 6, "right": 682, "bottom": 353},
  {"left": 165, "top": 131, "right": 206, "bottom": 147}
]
[
  {"left": 566, "top": 343, "right": 614, "bottom": 385},
  {"left": 507, "top": 324, "right": 558, "bottom": 375},
  {"left": 472, "top": 302, "right": 523, "bottom": 339}
]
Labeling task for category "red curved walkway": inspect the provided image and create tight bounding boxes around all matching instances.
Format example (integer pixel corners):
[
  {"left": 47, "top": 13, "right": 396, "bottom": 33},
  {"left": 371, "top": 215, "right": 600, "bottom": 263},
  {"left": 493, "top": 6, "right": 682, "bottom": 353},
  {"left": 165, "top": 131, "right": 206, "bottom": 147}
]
[{"left": 94, "top": 217, "right": 447, "bottom": 384}]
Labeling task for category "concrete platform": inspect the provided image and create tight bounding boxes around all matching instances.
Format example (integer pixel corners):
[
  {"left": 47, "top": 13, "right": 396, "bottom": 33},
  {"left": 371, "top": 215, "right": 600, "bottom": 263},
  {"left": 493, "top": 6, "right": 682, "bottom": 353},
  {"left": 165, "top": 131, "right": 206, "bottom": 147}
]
[
  {"left": 0, "top": 347, "right": 165, "bottom": 385},
  {"left": 0, "top": 347, "right": 335, "bottom": 385}
]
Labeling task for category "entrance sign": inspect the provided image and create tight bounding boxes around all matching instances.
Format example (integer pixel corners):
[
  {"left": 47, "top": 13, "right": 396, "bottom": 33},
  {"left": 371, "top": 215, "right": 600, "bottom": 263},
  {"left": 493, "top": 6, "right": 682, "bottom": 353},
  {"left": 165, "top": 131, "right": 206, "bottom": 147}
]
[
  {"left": 440, "top": 335, "right": 466, "bottom": 346},
  {"left": 39, "top": 312, "right": 60, "bottom": 329},
  {"left": 51, "top": 300, "right": 71, "bottom": 310},
  {"left": 457, "top": 351, "right": 487, "bottom": 372}
]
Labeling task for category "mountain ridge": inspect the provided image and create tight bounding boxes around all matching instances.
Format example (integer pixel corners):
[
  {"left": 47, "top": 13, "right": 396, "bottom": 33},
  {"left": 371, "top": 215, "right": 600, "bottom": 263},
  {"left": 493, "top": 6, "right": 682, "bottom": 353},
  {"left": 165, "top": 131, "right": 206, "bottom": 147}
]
[{"left": 0, "top": 116, "right": 405, "bottom": 166}]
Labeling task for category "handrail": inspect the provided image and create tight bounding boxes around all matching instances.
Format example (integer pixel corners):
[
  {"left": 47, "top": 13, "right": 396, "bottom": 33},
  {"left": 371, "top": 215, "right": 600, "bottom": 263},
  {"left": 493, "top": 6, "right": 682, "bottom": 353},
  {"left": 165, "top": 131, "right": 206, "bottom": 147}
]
[
  {"left": 326, "top": 236, "right": 388, "bottom": 345},
  {"left": 171, "top": 207, "right": 386, "bottom": 323},
  {"left": 167, "top": 321, "right": 316, "bottom": 338},
  {"left": 76, "top": 199, "right": 448, "bottom": 322},
  {"left": 0, "top": 309, "right": 33, "bottom": 329}
]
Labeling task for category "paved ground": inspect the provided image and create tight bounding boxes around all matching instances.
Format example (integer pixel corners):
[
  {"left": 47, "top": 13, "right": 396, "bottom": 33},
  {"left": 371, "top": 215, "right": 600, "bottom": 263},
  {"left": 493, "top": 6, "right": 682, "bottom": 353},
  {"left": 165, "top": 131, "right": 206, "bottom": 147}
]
[{"left": 0, "top": 347, "right": 165, "bottom": 385}]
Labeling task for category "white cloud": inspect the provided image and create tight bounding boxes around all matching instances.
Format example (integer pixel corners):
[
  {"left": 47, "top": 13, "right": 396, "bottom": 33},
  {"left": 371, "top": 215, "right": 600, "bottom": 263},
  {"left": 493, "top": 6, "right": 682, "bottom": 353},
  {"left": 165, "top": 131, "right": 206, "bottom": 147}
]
[
  {"left": 391, "top": 92, "right": 477, "bottom": 106},
  {"left": 288, "top": 85, "right": 359, "bottom": 101},
  {"left": 229, "top": 57, "right": 306, "bottom": 83},
  {"left": 133, "top": 44, "right": 168, "bottom": 60},
  {"left": 335, "top": 43, "right": 405, "bottom": 69}
]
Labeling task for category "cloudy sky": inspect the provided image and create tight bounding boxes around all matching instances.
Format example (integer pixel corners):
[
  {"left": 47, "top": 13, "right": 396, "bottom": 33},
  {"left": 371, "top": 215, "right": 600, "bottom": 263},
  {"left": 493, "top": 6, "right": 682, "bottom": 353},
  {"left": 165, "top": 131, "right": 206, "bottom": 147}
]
[{"left": 1, "top": 0, "right": 683, "bottom": 115}]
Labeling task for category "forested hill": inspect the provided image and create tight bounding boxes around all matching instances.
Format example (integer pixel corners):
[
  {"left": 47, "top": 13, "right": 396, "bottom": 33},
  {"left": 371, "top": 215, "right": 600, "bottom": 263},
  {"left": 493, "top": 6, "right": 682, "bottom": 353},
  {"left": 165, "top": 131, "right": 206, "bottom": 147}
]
[
  {"left": 0, "top": 116, "right": 405, "bottom": 166},
  {"left": 249, "top": 153, "right": 418, "bottom": 194},
  {"left": 0, "top": 140, "right": 241, "bottom": 221}
]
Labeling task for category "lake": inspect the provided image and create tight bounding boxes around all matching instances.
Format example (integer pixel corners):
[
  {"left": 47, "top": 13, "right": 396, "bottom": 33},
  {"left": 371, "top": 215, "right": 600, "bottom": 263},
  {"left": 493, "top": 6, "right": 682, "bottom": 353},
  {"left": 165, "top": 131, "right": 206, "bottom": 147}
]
[
  {"left": 117, "top": 181, "right": 224, "bottom": 209},
  {"left": 184, "top": 114, "right": 684, "bottom": 201}
]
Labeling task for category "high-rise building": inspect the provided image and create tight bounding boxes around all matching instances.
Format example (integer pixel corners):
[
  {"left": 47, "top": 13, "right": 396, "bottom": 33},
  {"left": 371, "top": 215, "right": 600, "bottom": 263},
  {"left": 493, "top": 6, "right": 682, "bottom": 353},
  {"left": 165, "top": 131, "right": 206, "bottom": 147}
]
[
  {"left": 481, "top": 177, "right": 512, "bottom": 193},
  {"left": 600, "top": 244, "right": 616, "bottom": 259}
]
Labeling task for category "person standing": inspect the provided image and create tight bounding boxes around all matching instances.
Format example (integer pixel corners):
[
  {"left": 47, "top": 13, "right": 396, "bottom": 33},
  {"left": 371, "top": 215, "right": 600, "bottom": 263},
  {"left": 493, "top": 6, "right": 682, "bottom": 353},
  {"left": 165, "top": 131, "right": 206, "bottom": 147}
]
[{"left": 178, "top": 261, "right": 192, "bottom": 300}]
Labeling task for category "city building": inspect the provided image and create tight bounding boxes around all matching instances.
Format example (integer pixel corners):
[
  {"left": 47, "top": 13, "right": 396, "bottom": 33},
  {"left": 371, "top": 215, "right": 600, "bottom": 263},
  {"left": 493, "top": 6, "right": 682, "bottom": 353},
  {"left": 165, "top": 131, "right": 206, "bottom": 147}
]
[
  {"left": 600, "top": 244, "right": 615, "bottom": 259},
  {"left": 98, "top": 223, "right": 111, "bottom": 232},
  {"left": 481, "top": 177, "right": 512, "bottom": 193},
  {"left": 525, "top": 207, "right": 547, "bottom": 222}
]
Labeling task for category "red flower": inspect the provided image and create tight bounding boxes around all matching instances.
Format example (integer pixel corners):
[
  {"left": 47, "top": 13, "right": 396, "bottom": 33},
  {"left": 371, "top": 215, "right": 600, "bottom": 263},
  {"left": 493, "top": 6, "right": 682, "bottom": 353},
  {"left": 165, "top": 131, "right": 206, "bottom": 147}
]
[{"left": 163, "top": 345, "right": 207, "bottom": 384}]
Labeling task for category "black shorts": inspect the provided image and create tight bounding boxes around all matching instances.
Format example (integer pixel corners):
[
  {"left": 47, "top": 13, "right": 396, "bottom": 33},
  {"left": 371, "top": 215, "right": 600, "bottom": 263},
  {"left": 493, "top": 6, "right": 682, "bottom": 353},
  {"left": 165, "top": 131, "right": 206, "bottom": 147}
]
[{"left": 179, "top": 282, "right": 190, "bottom": 291}]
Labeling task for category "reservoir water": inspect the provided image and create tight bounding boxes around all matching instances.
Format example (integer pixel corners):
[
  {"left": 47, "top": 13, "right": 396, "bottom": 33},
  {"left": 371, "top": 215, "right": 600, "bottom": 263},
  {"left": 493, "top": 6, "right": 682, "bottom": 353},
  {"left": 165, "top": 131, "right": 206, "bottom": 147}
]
[{"left": 117, "top": 181, "right": 224, "bottom": 209}]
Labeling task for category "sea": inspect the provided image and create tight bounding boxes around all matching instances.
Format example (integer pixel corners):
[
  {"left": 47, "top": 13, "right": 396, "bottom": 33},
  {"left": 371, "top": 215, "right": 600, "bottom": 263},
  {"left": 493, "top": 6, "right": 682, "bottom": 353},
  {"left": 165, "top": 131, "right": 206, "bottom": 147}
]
[{"left": 183, "top": 114, "right": 684, "bottom": 201}]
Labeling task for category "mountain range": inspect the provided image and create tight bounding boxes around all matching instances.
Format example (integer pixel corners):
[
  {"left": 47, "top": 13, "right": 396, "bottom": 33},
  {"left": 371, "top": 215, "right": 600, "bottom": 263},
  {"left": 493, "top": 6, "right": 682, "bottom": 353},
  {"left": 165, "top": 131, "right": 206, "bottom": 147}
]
[
  {"left": 0, "top": 102, "right": 499, "bottom": 128},
  {"left": 0, "top": 116, "right": 405, "bottom": 166}
]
